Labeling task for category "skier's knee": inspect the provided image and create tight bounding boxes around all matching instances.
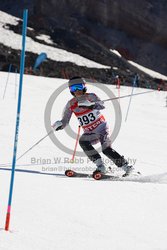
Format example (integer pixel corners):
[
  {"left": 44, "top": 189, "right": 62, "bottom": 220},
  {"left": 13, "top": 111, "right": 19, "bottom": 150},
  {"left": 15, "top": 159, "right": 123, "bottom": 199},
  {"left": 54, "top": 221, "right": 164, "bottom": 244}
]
[
  {"left": 102, "top": 147, "right": 112, "bottom": 155},
  {"left": 79, "top": 137, "right": 90, "bottom": 149},
  {"left": 79, "top": 138, "right": 84, "bottom": 149}
]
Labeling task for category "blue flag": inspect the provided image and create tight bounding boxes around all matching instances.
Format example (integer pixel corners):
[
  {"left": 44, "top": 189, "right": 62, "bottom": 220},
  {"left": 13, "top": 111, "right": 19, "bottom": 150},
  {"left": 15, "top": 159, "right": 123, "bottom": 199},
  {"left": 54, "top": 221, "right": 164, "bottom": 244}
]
[{"left": 33, "top": 52, "right": 47, "bottom": 70}]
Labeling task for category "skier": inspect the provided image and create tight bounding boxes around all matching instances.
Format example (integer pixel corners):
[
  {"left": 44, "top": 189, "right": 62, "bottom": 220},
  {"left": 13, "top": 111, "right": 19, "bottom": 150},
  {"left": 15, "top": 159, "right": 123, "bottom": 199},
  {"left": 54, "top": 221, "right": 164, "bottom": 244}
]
[{"left": 52, "top": 76, "right": 136, "bottom": 177}]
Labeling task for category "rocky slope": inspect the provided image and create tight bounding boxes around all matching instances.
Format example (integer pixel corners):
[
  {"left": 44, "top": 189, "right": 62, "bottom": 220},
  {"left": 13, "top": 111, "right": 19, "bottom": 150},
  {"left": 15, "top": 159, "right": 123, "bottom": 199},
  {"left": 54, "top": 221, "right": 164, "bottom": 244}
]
[
  {"left": 0, "top": 0, "right": 167, "bottom": 89},
  {"left": 31, "top": 0, "right": 167, "bottom": 75}
]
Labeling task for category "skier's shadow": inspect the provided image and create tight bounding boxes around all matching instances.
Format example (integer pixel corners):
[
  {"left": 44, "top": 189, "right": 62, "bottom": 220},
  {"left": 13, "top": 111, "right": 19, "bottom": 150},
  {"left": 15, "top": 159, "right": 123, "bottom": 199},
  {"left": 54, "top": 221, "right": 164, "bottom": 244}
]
[
  {"left": 0, "top": 167, "right": 65, "bottom": 178},
  {"left": 1, "top": 167, "right": 167, "bottom": 184}
]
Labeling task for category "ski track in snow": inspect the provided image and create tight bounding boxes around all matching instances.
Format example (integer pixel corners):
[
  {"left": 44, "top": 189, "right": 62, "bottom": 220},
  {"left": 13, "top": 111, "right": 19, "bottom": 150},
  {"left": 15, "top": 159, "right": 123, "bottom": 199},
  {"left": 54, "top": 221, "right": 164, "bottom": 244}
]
[
  {"left": 0, "top": 71, "right": 167, "bottom": 249},
  {"left": 1, "top": 166, "right": 167, "bottom": 185}
]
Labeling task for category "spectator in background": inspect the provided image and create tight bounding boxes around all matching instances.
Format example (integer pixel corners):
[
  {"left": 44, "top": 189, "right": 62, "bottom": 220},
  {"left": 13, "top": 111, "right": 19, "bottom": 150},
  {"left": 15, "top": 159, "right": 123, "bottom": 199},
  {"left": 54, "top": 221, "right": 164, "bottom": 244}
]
[
  {"left": 158, "top": 79, "right": 165, "bottom": 91},
  {"left": 114, "top": 75, "right": 121, "bottom": 88},
  {"left": 133, "top": 73, "right": 140, "bottom": 87}
]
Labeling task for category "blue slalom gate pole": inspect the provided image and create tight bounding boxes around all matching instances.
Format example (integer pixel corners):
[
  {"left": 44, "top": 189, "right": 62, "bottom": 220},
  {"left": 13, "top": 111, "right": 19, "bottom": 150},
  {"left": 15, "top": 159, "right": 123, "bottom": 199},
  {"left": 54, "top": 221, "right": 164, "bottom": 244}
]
[
  {"left": 5, "top": 9, "right": 28, "bottom": 231},
  {"left": 2, "top": 64, "right": 12, "bottom": 99},
  {"left": 14, "top": 68, "right": 18, "bottom": 99}
]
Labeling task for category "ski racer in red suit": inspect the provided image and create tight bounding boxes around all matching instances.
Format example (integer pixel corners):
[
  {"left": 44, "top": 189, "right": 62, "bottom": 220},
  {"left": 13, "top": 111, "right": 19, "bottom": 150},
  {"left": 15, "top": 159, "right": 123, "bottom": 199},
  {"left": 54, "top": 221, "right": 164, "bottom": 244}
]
[{"left": 53, "top": 77, "right": 135, "bottom": 176}]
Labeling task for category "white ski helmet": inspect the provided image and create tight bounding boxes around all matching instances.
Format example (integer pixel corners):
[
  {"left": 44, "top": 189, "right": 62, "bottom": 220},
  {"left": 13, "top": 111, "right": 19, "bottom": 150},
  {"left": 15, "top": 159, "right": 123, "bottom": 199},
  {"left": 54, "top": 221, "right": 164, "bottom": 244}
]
[{"left": 68, "top": 76, "right": 87, "bottom": 95}]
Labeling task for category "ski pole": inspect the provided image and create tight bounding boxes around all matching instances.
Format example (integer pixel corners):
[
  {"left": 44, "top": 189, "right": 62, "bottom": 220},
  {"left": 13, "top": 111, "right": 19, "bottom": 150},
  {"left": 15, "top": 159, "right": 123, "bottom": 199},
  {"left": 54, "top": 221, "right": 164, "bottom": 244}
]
[
  {"left": 16, "top": 130, "right": 53, "bottom": 161},
  {"left": 71, "top": 125, "right": 81, "bottom": 162},
  {"left": 0, "top": 130, "right": 54, "bottom": 168},
  {"left": 101, "top": 89, "right": 155, "bottom": 103}
]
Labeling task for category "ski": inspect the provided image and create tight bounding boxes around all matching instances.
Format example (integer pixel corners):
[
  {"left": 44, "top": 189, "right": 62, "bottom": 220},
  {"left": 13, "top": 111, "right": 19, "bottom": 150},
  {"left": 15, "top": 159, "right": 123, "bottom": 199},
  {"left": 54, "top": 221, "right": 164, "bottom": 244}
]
[
  {"left": 65, "top": 169, "right": 91, "bottom": 178},
  {"left": 92, "top": 170, "right": 120, "bottom": 180},
  {"left": 65, "top": 169, "right": 141, "bottom": 181},
  {"left": 65, "top": 169, "right": 120, "bottom": 180}
]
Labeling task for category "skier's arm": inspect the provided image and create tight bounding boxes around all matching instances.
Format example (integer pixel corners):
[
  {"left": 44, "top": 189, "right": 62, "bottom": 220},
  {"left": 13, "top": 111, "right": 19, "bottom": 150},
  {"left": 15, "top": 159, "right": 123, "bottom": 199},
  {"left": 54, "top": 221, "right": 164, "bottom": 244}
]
[
  {"left": 61, "top": 101, "right": 73, "bottom": 127},
  {"left": 52, "top": 101, "right": 72, "bottom": 130},
  {"left": 93, "top": 94, "right": 105, "bottom": 110},
  {"left": 78, "top": 93, "right": 105, "bottom": 110}
]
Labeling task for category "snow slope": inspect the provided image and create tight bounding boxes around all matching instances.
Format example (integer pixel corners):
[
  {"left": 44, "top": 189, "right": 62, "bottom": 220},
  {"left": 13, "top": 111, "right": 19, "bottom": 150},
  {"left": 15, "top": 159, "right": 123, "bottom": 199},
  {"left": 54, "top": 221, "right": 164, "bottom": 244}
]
[
  {"left": 0, "top": 10, "right": 110, "bottom": 69},
  {"left": 0, "top": 72, "right": 167, "bottom": 250},
  {"left": 110, "top": 48, "right": 167, "bottom": 80}
]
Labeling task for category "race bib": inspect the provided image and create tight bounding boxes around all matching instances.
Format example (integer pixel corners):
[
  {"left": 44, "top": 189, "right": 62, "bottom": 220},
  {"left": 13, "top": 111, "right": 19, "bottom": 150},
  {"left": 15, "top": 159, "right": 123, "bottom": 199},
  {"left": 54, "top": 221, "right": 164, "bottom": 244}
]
[{"left": 77, "top": 110, "right": 97, "bottom": 126}]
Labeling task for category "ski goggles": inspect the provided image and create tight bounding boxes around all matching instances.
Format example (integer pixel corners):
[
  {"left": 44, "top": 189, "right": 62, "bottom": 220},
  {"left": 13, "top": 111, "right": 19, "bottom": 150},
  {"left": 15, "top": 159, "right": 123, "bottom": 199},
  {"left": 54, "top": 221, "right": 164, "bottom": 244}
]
[{"left": 69, "top": 83, "right": 85, "bottom": 92}]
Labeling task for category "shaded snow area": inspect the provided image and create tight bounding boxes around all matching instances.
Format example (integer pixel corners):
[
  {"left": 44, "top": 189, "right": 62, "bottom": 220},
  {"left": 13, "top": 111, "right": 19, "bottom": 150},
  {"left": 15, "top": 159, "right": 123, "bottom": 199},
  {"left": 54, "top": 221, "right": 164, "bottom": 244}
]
[
  {"left": 0, "top": 72, "right": 167, "bottom": 249},
  {"left": 128, "top": 60, "right": 167, "bottom": 81}
]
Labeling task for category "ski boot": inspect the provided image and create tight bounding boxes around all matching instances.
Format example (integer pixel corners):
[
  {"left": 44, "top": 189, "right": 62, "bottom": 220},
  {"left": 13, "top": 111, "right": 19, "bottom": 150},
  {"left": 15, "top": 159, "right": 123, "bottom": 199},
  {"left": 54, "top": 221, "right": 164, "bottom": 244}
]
[
  {"left": 122, "top": 163, "right": 140, "bottom": 177},
  {"left": 93, "top": 159, "right": 107, "bottom": 180}
]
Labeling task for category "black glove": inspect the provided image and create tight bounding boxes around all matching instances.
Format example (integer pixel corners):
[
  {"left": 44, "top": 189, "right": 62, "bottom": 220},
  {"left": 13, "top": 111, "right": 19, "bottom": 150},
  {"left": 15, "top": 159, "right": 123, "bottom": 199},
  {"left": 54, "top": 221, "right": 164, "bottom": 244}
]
[
  {"left": 79, "top": 104, "right": 95, "bottom": 109},
  {"left": 78, "top": 100, "right": 95, "bottom": 109},
  {"left": 52, "top": 121, "right": 63, "bottom": 131},
  {"left": 55, "top": 125, "right": 63, "bottom": 131}
]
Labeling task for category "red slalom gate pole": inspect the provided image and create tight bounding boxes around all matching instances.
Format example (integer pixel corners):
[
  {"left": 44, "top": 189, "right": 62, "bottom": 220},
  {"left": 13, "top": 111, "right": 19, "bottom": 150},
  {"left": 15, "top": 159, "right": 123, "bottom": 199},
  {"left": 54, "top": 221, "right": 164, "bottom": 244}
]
[
  {"left": 71, "top": 125, "right": 81, "bottom": 162},
  {"left": 117, "top": 77, "right": 121, "bottom": 104}
]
